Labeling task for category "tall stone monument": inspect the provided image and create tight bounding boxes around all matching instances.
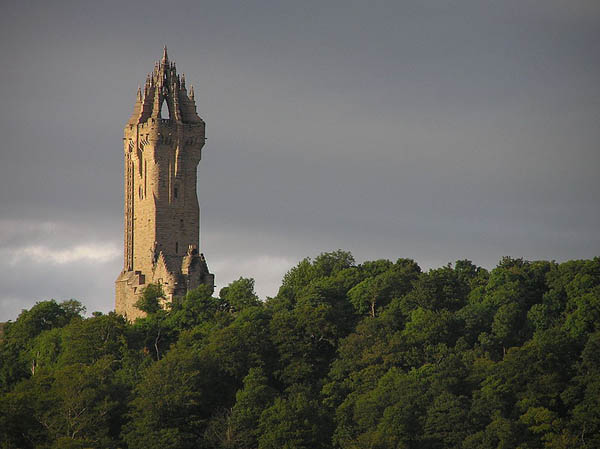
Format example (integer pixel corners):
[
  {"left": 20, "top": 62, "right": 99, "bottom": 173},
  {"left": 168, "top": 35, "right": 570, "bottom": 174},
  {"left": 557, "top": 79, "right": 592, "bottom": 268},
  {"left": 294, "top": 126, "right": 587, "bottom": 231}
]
[{"left": 115, "top": 47, "right": 214, "bottom": 320}]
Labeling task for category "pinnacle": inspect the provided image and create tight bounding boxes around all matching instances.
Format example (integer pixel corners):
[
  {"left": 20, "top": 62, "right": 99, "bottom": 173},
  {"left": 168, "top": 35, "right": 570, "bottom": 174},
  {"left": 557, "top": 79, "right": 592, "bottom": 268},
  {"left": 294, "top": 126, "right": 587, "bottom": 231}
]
[{"left": 162, "top": 45, "right": 168, "bottom": 62}]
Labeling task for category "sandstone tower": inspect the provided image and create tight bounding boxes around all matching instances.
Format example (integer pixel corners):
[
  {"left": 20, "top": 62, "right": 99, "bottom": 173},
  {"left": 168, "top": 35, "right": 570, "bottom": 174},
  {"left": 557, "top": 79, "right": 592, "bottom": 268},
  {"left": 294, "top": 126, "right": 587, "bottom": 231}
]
[{"left": 115, "top": 47, "right": 214, "bottom": 320}]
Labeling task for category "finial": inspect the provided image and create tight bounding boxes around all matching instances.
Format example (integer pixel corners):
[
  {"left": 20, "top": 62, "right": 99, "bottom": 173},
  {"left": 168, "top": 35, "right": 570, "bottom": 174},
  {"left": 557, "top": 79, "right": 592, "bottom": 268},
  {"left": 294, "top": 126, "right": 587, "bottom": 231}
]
[
  {"left": 136, "top": 86, "right": 142, "bottom": 101},
  {"left": 181, "top": 73, "right": 186, "bottom": 88},
  {"left": 162, "top": 45, "right": 168, "bottom": 62},
  {"left": 189, "top": 85, "right": 195, "bottom": 101}
]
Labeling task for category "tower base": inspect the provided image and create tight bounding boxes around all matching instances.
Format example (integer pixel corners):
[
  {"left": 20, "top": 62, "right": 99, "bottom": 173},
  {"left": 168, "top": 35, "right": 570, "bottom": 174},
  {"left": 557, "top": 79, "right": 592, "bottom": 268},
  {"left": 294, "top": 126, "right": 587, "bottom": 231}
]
[{"left": 115, "top": 250, "right": 214, "bottom": 321}]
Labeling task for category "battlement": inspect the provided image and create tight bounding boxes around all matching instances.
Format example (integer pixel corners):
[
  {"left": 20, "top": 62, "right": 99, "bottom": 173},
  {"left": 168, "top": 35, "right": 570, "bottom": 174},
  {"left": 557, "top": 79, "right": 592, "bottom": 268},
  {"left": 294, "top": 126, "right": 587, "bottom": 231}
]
[{"left": 126, "top": 117, "right": 205, "bottom": 133}]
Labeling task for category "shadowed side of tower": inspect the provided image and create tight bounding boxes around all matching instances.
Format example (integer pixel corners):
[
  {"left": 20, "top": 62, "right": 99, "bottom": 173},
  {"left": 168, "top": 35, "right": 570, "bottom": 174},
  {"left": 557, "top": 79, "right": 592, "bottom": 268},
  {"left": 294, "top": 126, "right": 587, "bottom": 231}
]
[{"left": 115, "top": 48, "right": 214, "bottom": 320}]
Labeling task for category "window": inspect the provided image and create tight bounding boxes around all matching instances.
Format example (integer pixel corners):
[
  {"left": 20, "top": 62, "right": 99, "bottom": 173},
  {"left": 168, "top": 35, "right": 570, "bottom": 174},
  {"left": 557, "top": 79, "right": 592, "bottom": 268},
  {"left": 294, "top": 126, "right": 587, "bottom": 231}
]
[
  {"left": 175, "top": 242, "right": 178, "bottom": 253},
  {"left": 174, "top": 187, "right": 178, "bottom": 199},
  {"left": 161, "top": 99, "right": 170, "bottom": 119}
]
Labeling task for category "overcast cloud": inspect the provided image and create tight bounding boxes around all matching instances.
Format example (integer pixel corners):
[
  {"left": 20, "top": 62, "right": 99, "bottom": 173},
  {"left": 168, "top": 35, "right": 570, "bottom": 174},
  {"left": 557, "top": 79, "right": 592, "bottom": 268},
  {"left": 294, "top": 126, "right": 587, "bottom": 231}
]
[{"left": 0, "top": 0, "right": 599, "bottom": 321}]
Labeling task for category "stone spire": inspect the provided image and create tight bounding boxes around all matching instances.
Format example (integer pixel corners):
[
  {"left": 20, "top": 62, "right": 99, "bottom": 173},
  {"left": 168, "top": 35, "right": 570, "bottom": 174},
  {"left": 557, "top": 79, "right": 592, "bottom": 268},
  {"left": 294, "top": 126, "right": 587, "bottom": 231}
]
[{"left": 127, "top": 48, "right": 203, "bottom": 125}]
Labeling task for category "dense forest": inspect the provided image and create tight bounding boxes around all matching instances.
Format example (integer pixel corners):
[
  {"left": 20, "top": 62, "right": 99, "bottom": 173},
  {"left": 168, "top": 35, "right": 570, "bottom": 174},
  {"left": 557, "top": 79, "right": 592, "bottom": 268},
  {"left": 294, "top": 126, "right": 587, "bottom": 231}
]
[{"left": 1, "top": 251, "right": 599, "bottom": 449}]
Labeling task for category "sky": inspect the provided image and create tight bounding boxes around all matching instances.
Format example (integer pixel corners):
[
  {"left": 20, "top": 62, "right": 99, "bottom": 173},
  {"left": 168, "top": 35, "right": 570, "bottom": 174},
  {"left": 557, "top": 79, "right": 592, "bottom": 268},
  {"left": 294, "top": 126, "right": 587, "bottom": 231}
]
[{"left": 0, "top": 0, "right": 599, "bottom": 321}]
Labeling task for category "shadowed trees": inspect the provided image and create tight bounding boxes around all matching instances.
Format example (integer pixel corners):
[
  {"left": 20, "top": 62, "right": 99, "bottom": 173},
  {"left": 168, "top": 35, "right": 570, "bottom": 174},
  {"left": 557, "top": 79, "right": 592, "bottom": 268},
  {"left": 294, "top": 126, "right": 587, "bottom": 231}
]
[{"left": 1, "top": 254, "right": 600, "bottom": 448}]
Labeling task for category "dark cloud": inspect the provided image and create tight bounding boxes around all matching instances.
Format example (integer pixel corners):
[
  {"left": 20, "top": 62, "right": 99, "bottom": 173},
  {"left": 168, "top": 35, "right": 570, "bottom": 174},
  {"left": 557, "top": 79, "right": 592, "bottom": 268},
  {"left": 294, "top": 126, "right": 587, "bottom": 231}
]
[{"left": 1, "top": 0, "right": 599, "bottom": 320}]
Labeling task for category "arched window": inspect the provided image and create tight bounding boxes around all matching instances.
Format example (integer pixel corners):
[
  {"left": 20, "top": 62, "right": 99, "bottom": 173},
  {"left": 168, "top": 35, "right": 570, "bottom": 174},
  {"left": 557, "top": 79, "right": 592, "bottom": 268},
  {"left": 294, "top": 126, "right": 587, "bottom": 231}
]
[{"left": 160, "top": 99, "right": 170, "bottom": 119}]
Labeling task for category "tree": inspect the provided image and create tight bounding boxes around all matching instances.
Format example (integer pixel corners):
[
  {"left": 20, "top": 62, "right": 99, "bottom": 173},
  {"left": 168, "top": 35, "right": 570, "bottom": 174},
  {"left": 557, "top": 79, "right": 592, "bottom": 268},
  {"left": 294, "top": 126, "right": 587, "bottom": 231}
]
[
  {"left": 57, "top": 312, "right": 128, "bottom": 366},
  {"left": 278, "top": 250, "right": 355, "bottom": 304},
  {"left": 423, "top": 392, "right": 470, "bottom": 448},
  {"left": 3, "top": 254, "right": 600, "bottom": 449},
  {"left": 401, "top": 265, "right": 469, "bottom": 313},
  {"left": 36, "top": 357, "right": 122, "bottom": 449},
  {"left": 0, "top": 300, "right": 84, "bottom": 388},
  {"left": 219, "top": 277, "right": 260, "bottom": 313},
  {"left": 343, "top": 367, "right": 427, "bottom": 449},
  {"left": 205, "top": 367, "right": 277, "bottom": 449},
  {"left": 348, "top": 259, "right": 420, "bottom": 317},
  {"left": 133, "top": 284, "right": 175, "bottom": 361},
  {"left": 258, "top": 389, "right": 328, "bottom": 449},
  {"left": 122, "top": 342, "right": 205, "bottom": 449},
  {"left": 134, "top": 284, "right": 165, "bottom": 315},
  {"left": 168, "top": 284, "right": 222, "bottom": 331}
]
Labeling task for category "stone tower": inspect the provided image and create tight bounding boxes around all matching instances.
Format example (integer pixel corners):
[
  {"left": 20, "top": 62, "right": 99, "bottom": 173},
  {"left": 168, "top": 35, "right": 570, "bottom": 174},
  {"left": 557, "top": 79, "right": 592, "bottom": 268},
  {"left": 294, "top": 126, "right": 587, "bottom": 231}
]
[{"left": 115, "top": 47, "right": 214, "bottom": 320}]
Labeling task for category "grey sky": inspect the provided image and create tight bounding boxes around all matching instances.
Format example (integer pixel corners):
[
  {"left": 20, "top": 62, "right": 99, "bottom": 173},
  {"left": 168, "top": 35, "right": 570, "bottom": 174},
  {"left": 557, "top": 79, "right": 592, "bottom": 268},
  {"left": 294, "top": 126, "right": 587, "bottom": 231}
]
[{"left": 1, "top": 0, "right": 599, "bottom": 320}]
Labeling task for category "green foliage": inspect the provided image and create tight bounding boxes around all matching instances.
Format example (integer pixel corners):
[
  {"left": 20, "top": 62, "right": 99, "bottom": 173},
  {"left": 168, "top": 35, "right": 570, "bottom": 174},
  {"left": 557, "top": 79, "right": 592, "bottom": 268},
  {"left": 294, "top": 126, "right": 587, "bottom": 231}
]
[
  {"left": 348, "top": 258, "right": 420, "bottom": 317},
  {"left": 218, "top": 367, "right": 277, "bottom": 448},
  {"left": 219, "top": 277, "right": 260, "bottom": 312},
  {"left": 1, "top": 254, "right": 600, "bottom": 448},
  {"left": 0, "top": 299, "right": 84, "bottom": 388},
  {"left": 168, "top": 284, "right": 222, "bottom": 330},
  {"left": 122, "top": 342, "right": 206, "bottom": 449},
  {"left": 278, "top": 250, "right": 355, "bottom": 304},
  {"left": 258, "top": 388, "right": 329, "bottom": 449},
  {"left": 134, "top": 284, "right": 165, "bottom": 315}
]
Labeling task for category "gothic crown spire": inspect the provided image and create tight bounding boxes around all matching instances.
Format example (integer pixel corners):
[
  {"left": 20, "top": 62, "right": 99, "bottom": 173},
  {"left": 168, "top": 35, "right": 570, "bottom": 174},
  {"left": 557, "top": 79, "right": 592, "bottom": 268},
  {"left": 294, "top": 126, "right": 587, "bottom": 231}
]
[{"left": 127, "top": 48, "right": 202, "bottom": 125}]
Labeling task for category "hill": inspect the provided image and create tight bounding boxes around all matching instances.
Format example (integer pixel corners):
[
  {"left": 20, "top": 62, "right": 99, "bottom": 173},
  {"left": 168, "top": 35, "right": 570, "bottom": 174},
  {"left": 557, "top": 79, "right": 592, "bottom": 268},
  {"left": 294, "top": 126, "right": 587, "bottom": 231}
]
[{"left": 1, "top": 251, "right": 599, "bottom": 449}]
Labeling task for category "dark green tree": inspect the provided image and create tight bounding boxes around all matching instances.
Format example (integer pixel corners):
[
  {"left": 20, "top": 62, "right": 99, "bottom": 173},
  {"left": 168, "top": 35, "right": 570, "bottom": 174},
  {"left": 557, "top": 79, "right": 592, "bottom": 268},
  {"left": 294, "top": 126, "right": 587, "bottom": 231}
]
[
  {"left": 258, "top": 389, "right": 329, "bottom": 449},
  {"left": 219, "top": 277, "right": 260, "bottom": 313}
]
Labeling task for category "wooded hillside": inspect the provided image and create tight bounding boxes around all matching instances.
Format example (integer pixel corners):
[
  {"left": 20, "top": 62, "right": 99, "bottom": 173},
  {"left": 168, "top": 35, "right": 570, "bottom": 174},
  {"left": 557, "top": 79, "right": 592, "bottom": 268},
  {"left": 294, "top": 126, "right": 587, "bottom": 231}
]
[{"left": 1, "top": 251, "right": 599, "bottom": 449}]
